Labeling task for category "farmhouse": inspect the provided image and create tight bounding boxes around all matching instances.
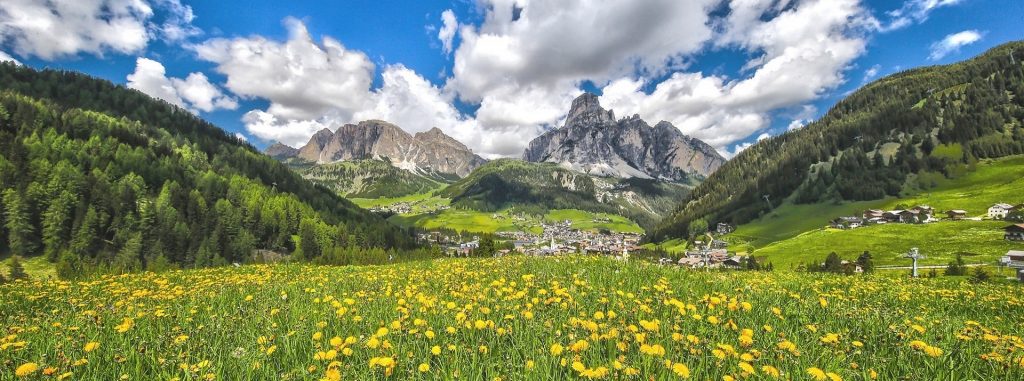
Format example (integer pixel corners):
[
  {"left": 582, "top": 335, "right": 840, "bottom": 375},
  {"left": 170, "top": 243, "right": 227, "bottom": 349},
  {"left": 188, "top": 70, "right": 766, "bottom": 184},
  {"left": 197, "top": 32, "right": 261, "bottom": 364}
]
[
  {"left": 863, "top": 209, "right": 885, "bottom": 219},
  {"left": 1006, "top": 224, "right": 1024, "bottom": 241},
  {"left": 989, "top": 203, "right": 1014, "bottom": 219},
  {"left": 831, "top": 216, "right": 864, "bottom": 229},
  {"left": 945, "top": 210, "right": 968, "bottom": 220},
  {"left": 999, "top": 250, "right": 1024, "bottom": 281}
]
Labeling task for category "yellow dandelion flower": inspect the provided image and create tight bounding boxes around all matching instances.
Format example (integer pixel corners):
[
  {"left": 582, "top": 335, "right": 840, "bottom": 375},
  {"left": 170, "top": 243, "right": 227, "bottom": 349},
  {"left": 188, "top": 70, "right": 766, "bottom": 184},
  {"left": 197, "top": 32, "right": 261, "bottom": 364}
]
[
  {"left": 807, "top": 367, "right": 827, "bottom": 380},
  {"left": 762, "top": 365, "right": 780, "bottom": 378},
  {"left": 672, "top": 363, "right": 691, "bottom": 378},
  {"left": 551, "top": 343, "right": 564, "bottom": 356},
  {"left": 16, "top": 363, "right": 39, "bottom": 377},
  {"left": 84, "top": 342, "right": 100, "bottom": 352}
]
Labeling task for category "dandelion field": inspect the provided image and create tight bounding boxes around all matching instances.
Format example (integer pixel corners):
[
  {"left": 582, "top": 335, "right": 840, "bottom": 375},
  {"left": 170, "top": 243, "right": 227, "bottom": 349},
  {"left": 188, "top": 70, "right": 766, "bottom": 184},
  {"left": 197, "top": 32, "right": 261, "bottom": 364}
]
[{"left": 1, "top": 256, "right": 1023, "bottom": 380}]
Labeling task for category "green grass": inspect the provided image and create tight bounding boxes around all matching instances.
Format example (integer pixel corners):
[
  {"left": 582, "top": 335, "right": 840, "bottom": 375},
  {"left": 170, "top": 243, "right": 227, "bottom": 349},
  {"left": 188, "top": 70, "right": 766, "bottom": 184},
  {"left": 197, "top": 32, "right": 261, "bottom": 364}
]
[
  {"left": 877, "top": 155, "right": 1024, "bottom": 215},
  {"left": 755, "top": 221, "right": 1020, "bottom": 269},
  {"left": 389, "top": 208, "right": 643, "bottom": 235},
  {"left": 2, "top": 256, "right": 1022, "bottom": 380},
  {"left": 349, "top": 191, "right": 451, "bottom": 213},
  {"left": 544, "top": 210, "right": 644, "bottom": 234},
  {"left": 1, "top": 255, "right": 56, "bottom": 280},
  {"left": 724, "top": 199, "right": 889, "bottom": 251},
  {"left": 723, "top": 155, "right": 1024, "bottom": 265}
]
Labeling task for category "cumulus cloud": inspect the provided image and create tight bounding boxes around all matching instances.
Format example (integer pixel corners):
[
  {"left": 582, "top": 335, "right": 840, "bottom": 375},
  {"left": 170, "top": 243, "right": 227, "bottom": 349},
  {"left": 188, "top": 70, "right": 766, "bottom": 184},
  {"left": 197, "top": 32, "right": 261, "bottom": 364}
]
[
  {"left": 885, "top": 0, "right": 964, "bottom": 30},
  {"left": 599, "top": 0, "right": 872, "bottom": 152},
  {"left": 182, "top": 0, "right": 891, "bottom": 158},
  {"left": 929, "top": 30, "right": 983, "bottom": 60},
  {"left": 194, "top": 19, "right": 491, "bottom": 150},
  {"left": 0, "top": 0, "right": 199, "bottom": 60},
  {"left": 438, "top": 10, "right": 458, "bottom": 55},
  {"left": 127, "top": 57, "right": 237, "bottom": 113},
  {"left": 444, "top": 0, "right": 719, "bottom": 155},
  {"left": 194, "top": 18, "right": 376, "bottom": 132}
]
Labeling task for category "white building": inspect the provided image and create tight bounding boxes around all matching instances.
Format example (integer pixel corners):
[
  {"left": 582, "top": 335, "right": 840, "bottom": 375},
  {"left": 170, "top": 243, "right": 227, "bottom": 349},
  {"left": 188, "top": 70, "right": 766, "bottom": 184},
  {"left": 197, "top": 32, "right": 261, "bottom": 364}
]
[{"left": 988, "top": 203, "right": 1014, "bottom": 219}]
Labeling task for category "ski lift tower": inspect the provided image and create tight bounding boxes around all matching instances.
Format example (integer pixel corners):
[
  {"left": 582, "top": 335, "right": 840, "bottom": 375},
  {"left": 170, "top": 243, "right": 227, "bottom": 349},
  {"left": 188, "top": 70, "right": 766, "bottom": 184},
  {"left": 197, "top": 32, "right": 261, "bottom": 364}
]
[{"left": 904, "top": 247, "right": 926, "bottom": 278}]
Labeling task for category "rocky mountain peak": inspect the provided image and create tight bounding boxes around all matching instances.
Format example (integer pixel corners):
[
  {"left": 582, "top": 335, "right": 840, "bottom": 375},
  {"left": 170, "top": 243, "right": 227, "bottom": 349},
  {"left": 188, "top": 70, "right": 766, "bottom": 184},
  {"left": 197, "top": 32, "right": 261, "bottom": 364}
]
[
  {"left": 566, "top": 93, "right": 615, "bottom": 126},
  {"left": 264, "top": 142, "right": 299, "bottom": 160},
  {"left": 523, "top": 95, "right": 725, "bottom": 181},
  {"left": 414, "top": 127, "right": 469, "bottom": 151},
  {"left": 286, "top": 120, "right": 487, "bottom": 177}
]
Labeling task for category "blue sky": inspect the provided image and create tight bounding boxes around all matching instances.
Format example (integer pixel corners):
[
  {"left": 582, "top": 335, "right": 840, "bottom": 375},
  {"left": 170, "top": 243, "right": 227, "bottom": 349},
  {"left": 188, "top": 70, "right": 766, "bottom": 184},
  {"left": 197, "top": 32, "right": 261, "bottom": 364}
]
[{"left": 1, "top": 0, "right": 1021, "bottom": 158}]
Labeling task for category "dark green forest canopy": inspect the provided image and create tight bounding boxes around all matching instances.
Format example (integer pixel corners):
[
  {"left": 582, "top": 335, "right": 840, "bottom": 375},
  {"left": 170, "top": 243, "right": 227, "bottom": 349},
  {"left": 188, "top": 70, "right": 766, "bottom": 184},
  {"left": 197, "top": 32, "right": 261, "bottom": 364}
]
[
  {"left": 649, "top": 41, "right": 1024, "bottom": 242},
  {"left": 0, "top": 62, "right": 415, "bottom": 276}
]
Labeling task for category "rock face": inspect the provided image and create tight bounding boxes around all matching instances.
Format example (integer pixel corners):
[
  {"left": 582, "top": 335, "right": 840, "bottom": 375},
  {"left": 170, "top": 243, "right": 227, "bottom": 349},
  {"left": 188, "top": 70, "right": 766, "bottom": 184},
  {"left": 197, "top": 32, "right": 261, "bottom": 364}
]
[
  {"left": 523, "top": 93, "right": 725, "bottom": 181},
  {"left": 281, "top": 120, "right": 487, "bottom": 177},
  {"left": 264, "top": 142, "right": 299, "bottom": 160}
]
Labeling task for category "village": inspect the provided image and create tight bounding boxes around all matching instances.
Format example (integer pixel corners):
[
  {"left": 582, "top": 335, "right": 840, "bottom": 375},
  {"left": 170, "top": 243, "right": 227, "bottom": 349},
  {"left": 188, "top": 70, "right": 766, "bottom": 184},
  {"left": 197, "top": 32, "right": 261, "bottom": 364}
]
[
  {"left": 825, "top": 202, "right": 1024, "bottom": 281},
  {"left": 416, "top": 219, "right": 758, "bottom": 270},
  {"left": 827, "top": 202, "right": 1023, "bottom": 230}
]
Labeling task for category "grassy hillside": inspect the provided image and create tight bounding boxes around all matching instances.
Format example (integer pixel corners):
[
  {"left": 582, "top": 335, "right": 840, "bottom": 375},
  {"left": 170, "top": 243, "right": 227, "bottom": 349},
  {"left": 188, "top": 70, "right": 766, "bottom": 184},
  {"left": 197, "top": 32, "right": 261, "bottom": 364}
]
[
  {"left": 875, "top": 155, "right": 1024, "bottom": 215},
  {"left": 3, "top": 256, "right": 1022, "bottom": 380},
  {"left": 389, "top": 208, "right": 643, "bottom": 235},
  {"left": 651, "top": 41, "right": 1024, "bottom": 242},
  {"left": 714, "top": 155, "right": 1024, "bottom": 268},
  {"left": 756, "top": 221, "right": 1017, "bottom": 269},
  {"left": 439, "top": 159, "right": 689, "bottom": 230}
]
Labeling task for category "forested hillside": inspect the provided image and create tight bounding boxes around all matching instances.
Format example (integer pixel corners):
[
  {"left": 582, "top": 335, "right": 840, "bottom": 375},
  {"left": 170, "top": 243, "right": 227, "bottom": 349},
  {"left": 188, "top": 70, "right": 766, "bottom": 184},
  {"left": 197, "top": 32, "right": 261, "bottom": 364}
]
[
  {"left": 440, "top": 159, "right": 689, "bottom": 229},
  {"left": 650, "top": 41, "right": 1024, "bottom": 242},
  {"left": 0, "top": 63, "right": 414, "bottom": 277}
]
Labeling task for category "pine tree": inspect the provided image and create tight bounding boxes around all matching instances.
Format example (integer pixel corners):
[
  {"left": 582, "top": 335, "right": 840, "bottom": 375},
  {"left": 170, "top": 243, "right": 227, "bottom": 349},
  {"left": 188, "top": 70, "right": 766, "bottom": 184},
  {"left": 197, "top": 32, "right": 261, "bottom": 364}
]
[
  {"left": 42, "top": 191, "right": 76, "bottom": 261},
  {"left": 112, "top": 233, "right": 143, "bottom": 274},
  {"left": 3, "top": 189, "right": 36, "bottom": 257}
]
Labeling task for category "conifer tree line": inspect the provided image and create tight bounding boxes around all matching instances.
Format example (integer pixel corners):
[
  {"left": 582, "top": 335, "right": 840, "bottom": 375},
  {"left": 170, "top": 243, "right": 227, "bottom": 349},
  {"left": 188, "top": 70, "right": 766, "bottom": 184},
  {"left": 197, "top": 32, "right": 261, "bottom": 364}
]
[
  {"left": 650, "top": 42, "right": 1024, "bottom": 242},
  {"left": 0, "top": 62, "right": 416, "bottom": 278}
]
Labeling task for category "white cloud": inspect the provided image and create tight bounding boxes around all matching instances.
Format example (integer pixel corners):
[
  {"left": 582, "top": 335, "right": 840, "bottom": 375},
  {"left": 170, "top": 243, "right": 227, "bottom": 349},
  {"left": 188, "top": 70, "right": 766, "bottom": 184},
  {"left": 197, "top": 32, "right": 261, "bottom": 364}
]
[
  {"left": 885, "top": 0, "right": 964, "bottom": 30},
  {"left": 127, "top": 57, "right": 237, "bottom": 113},
  {"left": 863, "top": 64, "right": 881, "bottom": 82},
  {"left": 600, "top": 0, "right": 871, "bottom": 152},
  {"left": 438, "top": 10, "right": 458, "bottom": 55},
  {"left": 0, "top": 51, "right": 19, "bottom": 64},
  {"left": 194, "top": 17, "right": 376, "bottom": 123},
  {"left": 171, "top": 72, "right": 239, "bottom": 112},
  {"left": 234, "top": 132, "right": 248, "bottom": 142},
  {"left": 0, "top": 0, "right": 198, "bottom": 60},
  {"left": 181, "top": 0, "right": 885, "bottom": 158},
  {"left": 443, "top": 0, "right": 719, "bottom": 155},
  {"left": 929, "top": 30, "right": 983, "bottom": 61}
]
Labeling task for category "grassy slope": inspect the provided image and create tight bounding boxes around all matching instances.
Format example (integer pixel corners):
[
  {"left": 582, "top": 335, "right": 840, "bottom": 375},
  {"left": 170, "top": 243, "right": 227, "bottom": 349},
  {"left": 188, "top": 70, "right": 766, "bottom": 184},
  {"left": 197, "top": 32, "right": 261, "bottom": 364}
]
[
  {"left": 389, "top": 208, "right": 643, "bottom": 235},
  {"left": 756, "top": 221, "right": 1017, "bottom": 269},
  {"left": 1, "top": 255, "right": 56, "bottom": 280},
  {"left": 349, "top": 191, "right": 451, "bottom": 212},
  {"left": 725, "top": 199, "right": 890, "bottom": 251},
  {"left": 875, "top": 155, "right": 1024, "bottom": 215},
  {"left": 736, "top": 156, "right": 1024, "bottom": 268}
]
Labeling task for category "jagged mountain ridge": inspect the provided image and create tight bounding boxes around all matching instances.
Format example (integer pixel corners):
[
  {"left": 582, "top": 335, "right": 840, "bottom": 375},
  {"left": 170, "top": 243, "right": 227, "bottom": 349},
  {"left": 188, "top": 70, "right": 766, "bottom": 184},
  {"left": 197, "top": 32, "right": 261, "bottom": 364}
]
[
  {"left": 275, "top": 121, "right": 487, "bottom": 178},
  {"left": 523, "top": 93, "right": 725, "bottom": 181}
]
